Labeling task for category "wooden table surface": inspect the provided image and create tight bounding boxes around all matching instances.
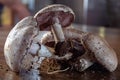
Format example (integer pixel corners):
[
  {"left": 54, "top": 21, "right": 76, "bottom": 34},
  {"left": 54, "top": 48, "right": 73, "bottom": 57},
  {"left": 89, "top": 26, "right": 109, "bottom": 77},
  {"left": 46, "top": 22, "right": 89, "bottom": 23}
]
[{"left": 0, "top": 25, "right": 120, "bottom": 80}]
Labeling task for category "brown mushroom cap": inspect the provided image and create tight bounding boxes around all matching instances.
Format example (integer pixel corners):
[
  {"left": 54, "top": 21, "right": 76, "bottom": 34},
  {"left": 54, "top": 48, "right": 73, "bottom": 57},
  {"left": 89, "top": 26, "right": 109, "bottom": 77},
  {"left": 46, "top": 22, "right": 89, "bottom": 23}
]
[
  {"left": 34, "top": 4, "right": 75, "bottom": 30},
  {"left": 4, "top": 16, "right": 38, "bottom": 72},
  {"left": 83, "top": 34, "right": 118, "bottom": 72}
]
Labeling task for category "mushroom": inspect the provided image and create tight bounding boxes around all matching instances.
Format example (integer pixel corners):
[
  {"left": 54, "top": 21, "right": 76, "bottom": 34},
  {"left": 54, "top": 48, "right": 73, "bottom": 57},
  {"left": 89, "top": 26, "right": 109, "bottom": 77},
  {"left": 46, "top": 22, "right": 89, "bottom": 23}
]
[
  {"left": 4, "top": 16, "right": 59, "bottom": 72},
  {"left": 76, "top": 33, "right": 118, "bottom": 72},
  {"left": 4, "top": 4, "right": 118, "bottom": 73},
  {"left": 40, "top": 28, "right": 118, "bottom": 72},
  {"left": 4, "top": 17, "right": 38, "bottom": 72},
  {"left": 34, "top": 4, "right": 74, "bottom": 43},
  {"left": 4, "top": 4, "right": 75, "bottom": 72}
]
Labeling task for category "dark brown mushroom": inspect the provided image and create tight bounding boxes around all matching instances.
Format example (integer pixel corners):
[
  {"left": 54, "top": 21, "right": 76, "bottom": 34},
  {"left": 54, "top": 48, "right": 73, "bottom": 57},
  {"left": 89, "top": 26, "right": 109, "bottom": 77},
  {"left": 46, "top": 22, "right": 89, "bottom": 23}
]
[
  {"left": 34, "top": 4, "right": 75, "bottom": 43},
  {"left": 40, "top": 28, "right": 118, "bottom": 72}
]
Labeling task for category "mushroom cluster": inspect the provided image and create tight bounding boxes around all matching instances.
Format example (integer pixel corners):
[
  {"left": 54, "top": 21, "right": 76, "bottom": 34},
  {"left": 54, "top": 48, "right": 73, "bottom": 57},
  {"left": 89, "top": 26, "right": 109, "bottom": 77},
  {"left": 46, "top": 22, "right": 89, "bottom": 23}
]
[{"left": 4, "top": 4, "right": 118, "bottom": 74}]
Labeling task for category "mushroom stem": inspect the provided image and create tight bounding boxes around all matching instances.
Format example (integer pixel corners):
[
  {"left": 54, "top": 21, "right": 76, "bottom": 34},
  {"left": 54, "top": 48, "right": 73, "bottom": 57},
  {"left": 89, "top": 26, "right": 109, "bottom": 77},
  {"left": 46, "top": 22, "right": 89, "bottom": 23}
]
[
  {"left": 51, "top": 18, "right": 65, "bottom": 43},
  {"left": 76, "top": 52, "right": 95, "bottom": 71}
]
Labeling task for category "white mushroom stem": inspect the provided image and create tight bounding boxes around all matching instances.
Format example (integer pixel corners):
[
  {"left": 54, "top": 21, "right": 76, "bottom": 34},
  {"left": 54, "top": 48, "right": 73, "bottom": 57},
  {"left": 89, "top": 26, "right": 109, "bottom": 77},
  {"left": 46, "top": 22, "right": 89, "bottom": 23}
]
[
  {"left": 77, "top": 52, "right": 95, "bottom": 71},
  {"left": 28, "top": 43, "right": 72, "bottom": 60},
  {"left": 51, "top": 17, "right": 65, "bottom": 43}
]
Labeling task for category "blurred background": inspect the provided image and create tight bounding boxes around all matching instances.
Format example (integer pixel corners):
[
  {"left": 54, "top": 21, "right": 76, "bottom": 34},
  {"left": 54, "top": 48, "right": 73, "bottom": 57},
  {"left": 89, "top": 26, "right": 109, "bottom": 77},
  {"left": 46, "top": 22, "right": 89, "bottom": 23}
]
[{"left": 0, "top": 0, "right": 120, "bottom": 28}]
